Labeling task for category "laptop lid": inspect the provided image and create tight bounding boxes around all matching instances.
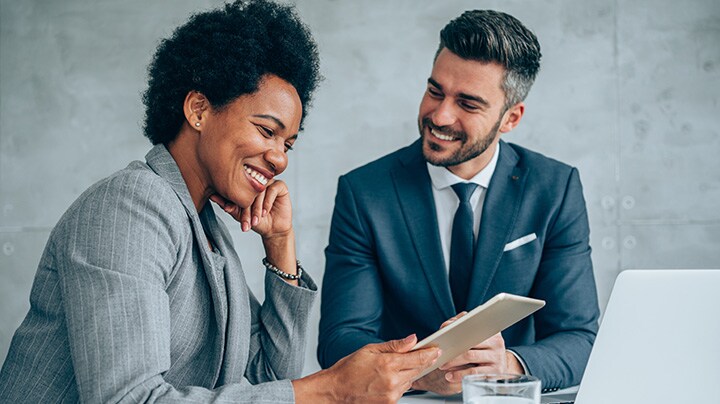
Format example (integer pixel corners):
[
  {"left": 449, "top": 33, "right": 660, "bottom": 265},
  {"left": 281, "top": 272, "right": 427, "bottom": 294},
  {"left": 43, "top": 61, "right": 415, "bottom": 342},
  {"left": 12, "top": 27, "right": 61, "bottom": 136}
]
[{"left": 575, "top": 269, "right": 720, "bottom": 404}]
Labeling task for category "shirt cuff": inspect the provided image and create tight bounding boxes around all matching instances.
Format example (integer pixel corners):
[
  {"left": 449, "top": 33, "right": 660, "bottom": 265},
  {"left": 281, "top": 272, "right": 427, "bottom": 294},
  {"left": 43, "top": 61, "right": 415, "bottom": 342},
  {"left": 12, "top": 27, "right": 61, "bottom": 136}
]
[{"left": 507, "top": 349, "right": 530, "bottom": 375}]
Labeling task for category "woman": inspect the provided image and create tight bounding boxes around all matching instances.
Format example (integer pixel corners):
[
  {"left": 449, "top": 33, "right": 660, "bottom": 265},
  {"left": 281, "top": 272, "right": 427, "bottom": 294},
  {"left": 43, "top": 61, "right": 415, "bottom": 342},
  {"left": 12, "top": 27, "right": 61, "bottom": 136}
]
[{"left": 0, "top": 1, "right": 439, "bottom": 402}]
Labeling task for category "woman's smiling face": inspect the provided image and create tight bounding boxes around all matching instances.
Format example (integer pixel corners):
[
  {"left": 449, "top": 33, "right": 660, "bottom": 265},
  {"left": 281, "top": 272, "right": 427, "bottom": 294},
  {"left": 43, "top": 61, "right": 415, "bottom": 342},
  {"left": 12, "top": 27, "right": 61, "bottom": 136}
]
[{"left": 195, "top": 74, "right": 302, "bottom": 209}]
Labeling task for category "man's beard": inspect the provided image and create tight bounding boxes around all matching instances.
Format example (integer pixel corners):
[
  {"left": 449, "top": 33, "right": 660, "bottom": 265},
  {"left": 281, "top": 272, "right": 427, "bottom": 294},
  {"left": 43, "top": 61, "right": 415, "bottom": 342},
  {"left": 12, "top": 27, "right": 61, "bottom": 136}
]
[{"left": 419, "top": 115, "right": 502, "bottom": 167}]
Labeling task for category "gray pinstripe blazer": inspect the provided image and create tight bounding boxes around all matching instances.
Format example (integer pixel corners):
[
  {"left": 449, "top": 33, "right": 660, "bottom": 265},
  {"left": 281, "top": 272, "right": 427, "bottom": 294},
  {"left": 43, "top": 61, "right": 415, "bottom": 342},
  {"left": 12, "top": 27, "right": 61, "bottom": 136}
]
[{"left": 0, "top": 145, "right": 317, "bottom": 403}]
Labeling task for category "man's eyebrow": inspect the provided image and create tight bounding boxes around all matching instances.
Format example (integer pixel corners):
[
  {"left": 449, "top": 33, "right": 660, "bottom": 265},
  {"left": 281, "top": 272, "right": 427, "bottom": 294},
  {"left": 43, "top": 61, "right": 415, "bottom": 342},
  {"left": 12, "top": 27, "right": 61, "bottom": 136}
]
[
  {"left": 427, "top": 77, "right": 443, "bottom": 90},
  {"left": 252, "top": 114, "right": 286, "bottom": 130},
  {"left": 458, "top": 92, "right": 490, "bottom": 108},
  {"left": 427, "top": 77, "right": 490, "bottom": 108}
]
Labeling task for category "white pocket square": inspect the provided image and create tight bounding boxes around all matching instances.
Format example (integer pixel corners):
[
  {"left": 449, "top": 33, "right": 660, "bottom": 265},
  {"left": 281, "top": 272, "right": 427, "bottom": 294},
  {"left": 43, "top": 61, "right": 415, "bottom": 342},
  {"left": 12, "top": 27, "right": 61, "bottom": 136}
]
[{"left": 504, "top": 233, "right": 537, "bottom": 252}]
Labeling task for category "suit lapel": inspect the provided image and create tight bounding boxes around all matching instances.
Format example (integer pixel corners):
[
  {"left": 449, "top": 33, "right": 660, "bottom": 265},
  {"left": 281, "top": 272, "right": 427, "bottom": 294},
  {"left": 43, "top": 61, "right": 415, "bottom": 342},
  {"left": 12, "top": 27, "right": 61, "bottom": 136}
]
[
  {"left": 391, "top": 141, "right": 456, "bottom": 319},
  {"left": 467, "top": 142, "right": 528, "bottom": 308},
  {"left": 145, "top": 145, "right": 228, "bottom": 378}
]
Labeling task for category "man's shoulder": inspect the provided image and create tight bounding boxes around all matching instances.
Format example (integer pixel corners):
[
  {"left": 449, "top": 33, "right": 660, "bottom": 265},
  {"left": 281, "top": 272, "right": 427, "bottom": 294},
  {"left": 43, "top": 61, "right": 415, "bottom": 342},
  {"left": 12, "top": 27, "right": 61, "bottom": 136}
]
[
  {"left": 504, "top": 141, "right": 575, "bottom": 174},
  {"left": 502, "top": 142, "right": 584, "bottom": 202}
]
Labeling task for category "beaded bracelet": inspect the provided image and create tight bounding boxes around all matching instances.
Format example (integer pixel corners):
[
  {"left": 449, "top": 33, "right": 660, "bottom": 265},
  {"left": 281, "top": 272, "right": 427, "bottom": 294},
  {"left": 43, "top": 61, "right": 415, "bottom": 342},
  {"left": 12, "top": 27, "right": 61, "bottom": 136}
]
[{"left": 262, "top": 257, "right": 303, "bottom": 281}]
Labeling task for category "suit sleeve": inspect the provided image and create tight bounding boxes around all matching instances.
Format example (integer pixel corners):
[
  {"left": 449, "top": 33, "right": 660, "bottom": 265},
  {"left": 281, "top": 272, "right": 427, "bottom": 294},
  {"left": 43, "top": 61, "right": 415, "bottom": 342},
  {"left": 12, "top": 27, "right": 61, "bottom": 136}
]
[
  {"left": 54, "top": 172, "right": 301, "bottom": 403},
  {"left": 509, "top": 168, "right": 600, "bottom": 390},
  {"left": 317, "top": 175, "right": 385, "bottom": 368}
]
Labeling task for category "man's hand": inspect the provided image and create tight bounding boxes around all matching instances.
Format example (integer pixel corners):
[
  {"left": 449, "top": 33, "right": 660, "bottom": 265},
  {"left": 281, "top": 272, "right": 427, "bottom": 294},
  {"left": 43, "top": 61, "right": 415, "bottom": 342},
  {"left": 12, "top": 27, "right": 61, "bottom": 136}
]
[
  {"left": 439, "top": 332, "right": 508, "bottom": 384},
  {"left": 412, "top": 312, "right": 524, "bottom": 395}
]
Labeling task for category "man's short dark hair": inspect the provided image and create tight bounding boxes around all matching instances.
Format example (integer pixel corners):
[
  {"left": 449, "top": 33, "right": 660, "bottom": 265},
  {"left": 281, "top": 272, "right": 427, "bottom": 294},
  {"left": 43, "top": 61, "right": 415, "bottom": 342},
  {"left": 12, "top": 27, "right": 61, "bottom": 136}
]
[
  {"left": 142, "top": 0, "right": 321, "bottom": 145},
  {"left": 437, "top": 10, "right": 541, "bottom": 110}
]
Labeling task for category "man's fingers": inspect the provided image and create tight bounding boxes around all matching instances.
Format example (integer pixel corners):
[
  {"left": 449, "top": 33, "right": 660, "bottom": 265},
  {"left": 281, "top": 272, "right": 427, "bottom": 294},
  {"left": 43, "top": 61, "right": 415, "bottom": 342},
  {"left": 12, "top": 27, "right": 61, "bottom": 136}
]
[
  {"left": 444, "top": 363, "right": 505, "bottom": 383},
  {"left": 437, "top": 332, "right": 506, "bottom": 370},
  {"left": 440, "top": 311, "right": 467, "bottom": 329},
  {"left": 439, "top": 347, "right": 500, "bottom": 370},
  {"left": 412, "top": 368, "right": 463, "bottom": 395},
  {"left": 481, "top": 332, "right": 504, "bottom": 347},
  {"left": 470, "top": 332, "right": 505, "bottom": 350}
]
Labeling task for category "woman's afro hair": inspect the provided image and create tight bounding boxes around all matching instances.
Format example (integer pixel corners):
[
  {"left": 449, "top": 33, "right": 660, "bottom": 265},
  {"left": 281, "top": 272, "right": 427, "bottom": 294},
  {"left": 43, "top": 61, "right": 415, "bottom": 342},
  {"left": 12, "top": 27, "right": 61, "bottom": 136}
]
[{"left": 142, "top": 0, "right": 321, "bottom": 144}]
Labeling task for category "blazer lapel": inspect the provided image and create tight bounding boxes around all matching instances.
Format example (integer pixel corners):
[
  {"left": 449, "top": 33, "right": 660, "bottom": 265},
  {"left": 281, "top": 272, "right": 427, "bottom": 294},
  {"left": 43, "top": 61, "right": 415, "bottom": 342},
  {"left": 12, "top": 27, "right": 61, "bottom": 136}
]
[
  {"left": 391, "top": 140, "right": 456, "bottom": 320},
  {"left": 467, "top": 141, "right": 528, "bottom": 307},
  {"left": 144, "top": 145, "right": 229, "bottom": 375}
]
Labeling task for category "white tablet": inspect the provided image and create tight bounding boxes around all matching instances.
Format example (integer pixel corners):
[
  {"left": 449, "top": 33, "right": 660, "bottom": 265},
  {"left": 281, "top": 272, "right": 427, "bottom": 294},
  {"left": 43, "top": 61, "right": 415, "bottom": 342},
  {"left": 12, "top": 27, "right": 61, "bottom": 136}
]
[{"left": 411, "top": 293, "right": 545, "bottom": 379}]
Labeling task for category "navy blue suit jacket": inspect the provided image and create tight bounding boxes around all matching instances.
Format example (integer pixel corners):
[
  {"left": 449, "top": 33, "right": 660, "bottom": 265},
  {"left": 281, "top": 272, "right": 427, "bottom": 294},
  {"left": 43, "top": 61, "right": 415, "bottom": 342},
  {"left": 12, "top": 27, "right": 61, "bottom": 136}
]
[{"left": 318, "top": 139, "right": 600, "bottom": 389}]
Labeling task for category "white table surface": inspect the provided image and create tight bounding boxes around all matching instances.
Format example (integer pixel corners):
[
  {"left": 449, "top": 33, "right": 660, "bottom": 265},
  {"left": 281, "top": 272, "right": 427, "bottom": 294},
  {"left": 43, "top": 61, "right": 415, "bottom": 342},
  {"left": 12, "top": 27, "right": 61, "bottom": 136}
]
[{"left": 398, "top": 385, "right": 579, "bottom": 403}]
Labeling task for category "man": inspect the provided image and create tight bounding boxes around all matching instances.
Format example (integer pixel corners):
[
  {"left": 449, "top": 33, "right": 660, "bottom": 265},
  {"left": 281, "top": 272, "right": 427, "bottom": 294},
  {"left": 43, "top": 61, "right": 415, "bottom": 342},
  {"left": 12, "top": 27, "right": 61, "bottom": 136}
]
[{"left": 318, "top": 9, "right": 600, "bottom": 394}]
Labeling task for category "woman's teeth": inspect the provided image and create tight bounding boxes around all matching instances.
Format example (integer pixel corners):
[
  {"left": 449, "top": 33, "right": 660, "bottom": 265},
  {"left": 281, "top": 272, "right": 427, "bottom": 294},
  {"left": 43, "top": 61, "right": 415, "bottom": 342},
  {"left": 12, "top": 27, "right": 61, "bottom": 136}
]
[{"left": 244, "top": 165, "right": 268, "bottom": 186}]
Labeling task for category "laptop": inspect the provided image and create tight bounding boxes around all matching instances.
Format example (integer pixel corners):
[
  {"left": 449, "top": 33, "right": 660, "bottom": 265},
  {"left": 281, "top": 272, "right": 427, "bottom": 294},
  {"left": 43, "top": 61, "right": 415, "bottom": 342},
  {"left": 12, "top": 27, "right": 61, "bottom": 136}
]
[{"left": 574, "top": 269, "right": 720, "bottom": 404}]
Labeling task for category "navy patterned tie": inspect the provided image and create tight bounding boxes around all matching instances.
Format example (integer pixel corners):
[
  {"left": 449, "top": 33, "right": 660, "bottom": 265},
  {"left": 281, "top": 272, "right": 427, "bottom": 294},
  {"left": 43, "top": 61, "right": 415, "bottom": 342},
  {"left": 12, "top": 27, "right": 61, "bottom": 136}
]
[{"left": 449, "top": 182, "right": 479, "bottom": 312}]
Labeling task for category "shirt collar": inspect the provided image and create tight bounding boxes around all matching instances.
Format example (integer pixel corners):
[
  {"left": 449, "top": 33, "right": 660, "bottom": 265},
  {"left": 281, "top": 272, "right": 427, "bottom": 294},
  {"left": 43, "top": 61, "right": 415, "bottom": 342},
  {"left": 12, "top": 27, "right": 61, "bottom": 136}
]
[{"left": 426, "top": 141, "right": 501, "bottom": 191}]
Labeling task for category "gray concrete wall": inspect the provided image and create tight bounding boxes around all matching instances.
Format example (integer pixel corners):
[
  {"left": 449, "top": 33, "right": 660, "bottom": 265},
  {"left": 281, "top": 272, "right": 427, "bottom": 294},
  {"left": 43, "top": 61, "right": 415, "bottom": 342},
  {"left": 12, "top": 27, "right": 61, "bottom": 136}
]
[{"left": 1, "top": 0, "right": 718, "bottom": 376}]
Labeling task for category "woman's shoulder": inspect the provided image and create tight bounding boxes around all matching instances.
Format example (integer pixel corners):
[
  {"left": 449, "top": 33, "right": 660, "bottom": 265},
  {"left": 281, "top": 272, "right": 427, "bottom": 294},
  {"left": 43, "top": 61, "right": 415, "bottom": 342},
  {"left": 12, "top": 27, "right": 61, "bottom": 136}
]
[
  {"left": 54, "top": 160, "right": 191, "bottom": 246},
  {"left": 82, "top": 160, "right": 180, "bottom": 210},
  {"left": 46, "top": 160, "right": 193, "bottom": 282},
  {"left": 91, "top": 159, "right": 174, "bottom": 198}
]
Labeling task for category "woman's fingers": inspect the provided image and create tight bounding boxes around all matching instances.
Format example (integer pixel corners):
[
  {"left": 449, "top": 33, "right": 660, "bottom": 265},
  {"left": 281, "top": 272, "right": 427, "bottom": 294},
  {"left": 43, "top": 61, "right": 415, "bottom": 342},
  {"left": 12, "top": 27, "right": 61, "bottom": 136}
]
[
  {"left": 397, "top": 347, "right": 442, "bottom": 373},
  {"left": 240, "top": 205, "right": 252, "bottom": 232},
  {"left": 262, "top": 184, "right": 279, "bottom": 217},
  {"left": 210, "top": 180, "right": 291, "bottom": 235},
  {"left": 209, "top": 194, "right": 243, "bottom": 222},
  {"left": 252, "top": 191, "right": 265, "bottom": 227},
  {"left": 209, "top": 194, "right": 226, "bottom": 208}
]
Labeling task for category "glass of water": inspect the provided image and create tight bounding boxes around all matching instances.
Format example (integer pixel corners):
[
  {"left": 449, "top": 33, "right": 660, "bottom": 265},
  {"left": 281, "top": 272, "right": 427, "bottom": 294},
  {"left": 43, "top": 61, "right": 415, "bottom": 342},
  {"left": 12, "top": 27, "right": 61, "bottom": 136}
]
[{"left": 462, "top": 374, "right": 541, "bottom": 404}]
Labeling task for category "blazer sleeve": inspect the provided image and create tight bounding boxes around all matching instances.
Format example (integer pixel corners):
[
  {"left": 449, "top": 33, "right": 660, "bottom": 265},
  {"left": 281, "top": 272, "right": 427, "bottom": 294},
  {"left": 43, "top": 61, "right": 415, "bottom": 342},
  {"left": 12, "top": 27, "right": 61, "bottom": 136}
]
[
  {"left": 317, "top": 175, "right": 385, "bottom": 368},
  {"left": 509, "top": 168, "right": 600, "bottom": 390},
  {"left": 244, "top": 270, "right": 318, "bottom": 383},
  {"left": 53, "top": 171, "right": 303, "bottom": 403}
]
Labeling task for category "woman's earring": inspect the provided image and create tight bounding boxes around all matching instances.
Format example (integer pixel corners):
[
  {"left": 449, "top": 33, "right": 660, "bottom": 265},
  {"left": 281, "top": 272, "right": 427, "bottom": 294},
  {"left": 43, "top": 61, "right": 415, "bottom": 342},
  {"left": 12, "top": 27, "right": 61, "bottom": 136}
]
[{"left": 195, "top": 122, "right": 201, "bottom": 128}]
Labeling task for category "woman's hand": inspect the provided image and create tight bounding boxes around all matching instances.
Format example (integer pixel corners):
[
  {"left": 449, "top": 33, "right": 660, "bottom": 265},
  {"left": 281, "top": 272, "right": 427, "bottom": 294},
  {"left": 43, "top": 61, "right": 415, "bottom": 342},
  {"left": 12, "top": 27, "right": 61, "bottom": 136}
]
[
  {"left": 211, "top": 180, "right": 298, "bottom": 283},
  {"left": 210, "top": 179, "right": 292, "bottom": 239},
  {"left": 292, "top": 335, "right": 441, "bottom": 403}
]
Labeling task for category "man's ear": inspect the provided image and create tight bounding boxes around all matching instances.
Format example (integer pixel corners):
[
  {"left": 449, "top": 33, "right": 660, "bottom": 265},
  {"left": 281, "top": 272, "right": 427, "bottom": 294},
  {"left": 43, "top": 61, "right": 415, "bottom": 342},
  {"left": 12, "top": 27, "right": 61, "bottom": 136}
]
[
  {"left": 499, "top": 102, "right": 525, "bottom": 133},
  {"left": 183, "top": 91, "right": 209, "bottom": 130}
]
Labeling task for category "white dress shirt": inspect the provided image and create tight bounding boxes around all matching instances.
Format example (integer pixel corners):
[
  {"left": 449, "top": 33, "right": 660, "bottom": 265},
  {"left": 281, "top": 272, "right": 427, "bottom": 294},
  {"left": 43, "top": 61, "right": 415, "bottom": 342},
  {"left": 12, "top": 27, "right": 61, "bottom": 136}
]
[
  {"left": 425, "top": 143, "right": 530, "bottom": 374},
  {"left": 426, "top": 142, "right": 500, "bottom": 273}
]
